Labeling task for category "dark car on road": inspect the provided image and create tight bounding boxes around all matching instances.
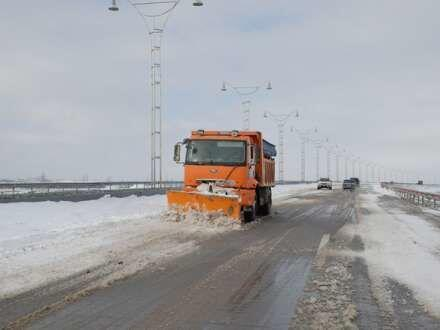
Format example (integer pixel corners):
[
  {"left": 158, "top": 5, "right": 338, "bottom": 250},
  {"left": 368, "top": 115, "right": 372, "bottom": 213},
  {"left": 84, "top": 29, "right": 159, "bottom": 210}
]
[
  {"left": 343, "top": 179, "right": 355, "bottom": 190},
  {"left": 350, "top": 177, "right": 360, "bottom": 186}
]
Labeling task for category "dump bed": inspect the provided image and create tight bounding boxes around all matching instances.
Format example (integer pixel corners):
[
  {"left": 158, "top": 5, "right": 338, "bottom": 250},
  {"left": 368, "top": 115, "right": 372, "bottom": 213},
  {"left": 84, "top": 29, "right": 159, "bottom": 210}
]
[
  {"left": 260, "top": 140, "right": 276, "bottom": 187},
  {"left": 263, "top": 140, "right": 277, "bottom": 158}
]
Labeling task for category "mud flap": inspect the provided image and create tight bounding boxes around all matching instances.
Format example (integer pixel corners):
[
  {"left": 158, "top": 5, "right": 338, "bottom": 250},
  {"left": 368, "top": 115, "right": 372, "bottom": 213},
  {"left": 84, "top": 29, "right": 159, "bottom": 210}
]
[{"left": 167, "top": 190, "right": 241, "bottom": 221}]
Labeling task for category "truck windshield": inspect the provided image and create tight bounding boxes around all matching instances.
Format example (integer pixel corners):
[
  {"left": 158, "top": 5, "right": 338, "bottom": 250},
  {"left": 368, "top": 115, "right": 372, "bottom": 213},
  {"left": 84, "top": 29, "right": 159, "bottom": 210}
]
[{"left": 185, "top": 140, "right": 246, "bottom": 166}]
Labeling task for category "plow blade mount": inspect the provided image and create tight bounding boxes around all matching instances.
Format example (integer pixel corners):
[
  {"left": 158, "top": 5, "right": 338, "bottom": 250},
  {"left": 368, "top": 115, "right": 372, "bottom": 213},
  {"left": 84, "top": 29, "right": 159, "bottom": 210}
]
[{"left": 167, "top": 190, "right": 241, "bottom": 221}]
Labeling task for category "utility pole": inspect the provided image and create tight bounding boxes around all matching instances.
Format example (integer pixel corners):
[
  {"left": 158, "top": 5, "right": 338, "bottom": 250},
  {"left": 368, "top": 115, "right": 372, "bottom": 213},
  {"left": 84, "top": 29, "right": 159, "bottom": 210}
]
[
  {"left": 108, "top": 0, "right": 203, "bottom": 187},
  {"left": 221, "top": 81, "right": 272, "bottom": 130},
  {"left": 264, "top": 111, "right": 298, "bottom": 183}
]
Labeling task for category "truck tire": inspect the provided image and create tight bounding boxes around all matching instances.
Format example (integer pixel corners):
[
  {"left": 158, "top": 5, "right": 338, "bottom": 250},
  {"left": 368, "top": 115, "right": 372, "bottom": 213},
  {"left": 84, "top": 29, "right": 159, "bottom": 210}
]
[
  {"left": 259, "top": 188, "right": 272, "bottom": 216},
  {"left": 243, "top": 203, "right": 256, "bottom": 223}
]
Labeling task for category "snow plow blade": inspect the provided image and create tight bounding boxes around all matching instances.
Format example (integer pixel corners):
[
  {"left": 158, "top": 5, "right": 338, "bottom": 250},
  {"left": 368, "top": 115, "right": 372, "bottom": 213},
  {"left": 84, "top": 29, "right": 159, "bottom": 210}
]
[{"left": 167, "top": 191, "right": 241, "bottom": 221}]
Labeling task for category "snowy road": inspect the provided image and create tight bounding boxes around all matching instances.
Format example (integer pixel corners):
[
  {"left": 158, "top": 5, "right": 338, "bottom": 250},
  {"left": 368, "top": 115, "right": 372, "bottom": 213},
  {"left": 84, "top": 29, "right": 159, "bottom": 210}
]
[{"left": 1, "top": 184, "right": 440, "bottom": 329}]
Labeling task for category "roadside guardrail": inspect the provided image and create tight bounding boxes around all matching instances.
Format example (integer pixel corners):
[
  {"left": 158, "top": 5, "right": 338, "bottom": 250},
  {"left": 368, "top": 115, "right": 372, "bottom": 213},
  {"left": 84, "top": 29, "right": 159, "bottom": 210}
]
[
  {"left": 0, "top": 181, "right": 182, "bottom": 203},
  {"left": 382, "top": 183, "right": 440, "bottom": 210},
  {"left": 0, "top": 180, "right": 308, "bottom": 203}
]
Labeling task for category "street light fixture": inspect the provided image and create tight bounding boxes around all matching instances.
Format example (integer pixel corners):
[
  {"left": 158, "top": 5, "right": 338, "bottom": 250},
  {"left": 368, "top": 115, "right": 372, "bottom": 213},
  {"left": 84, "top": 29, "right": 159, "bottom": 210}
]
[
  {"left": 109, "top": 0, "right": 119, "bottom": 11},
  {"left": 221, "top": 81, "right": 272, "bottom": 130}
]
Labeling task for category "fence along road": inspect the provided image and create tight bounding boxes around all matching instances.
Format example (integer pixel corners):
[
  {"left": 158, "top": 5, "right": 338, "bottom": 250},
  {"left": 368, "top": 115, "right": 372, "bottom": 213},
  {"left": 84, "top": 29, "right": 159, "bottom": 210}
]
[
  {"left": 382, "top": 183, "right": 440, "bottom": 210},
  {"left": 0, "top": 181, "right": 182, "bottom": 203},
  {"left": 0, "top": 181, "right": 308, "bottom": 203}
]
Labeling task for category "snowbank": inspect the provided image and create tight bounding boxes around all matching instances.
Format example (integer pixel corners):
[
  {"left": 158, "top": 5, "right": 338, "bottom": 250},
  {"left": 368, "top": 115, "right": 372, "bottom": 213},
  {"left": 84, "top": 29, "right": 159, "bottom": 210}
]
[
  {"left": 371, "top": 184, "right": 397, "bottom": 197},
  {"left": 272, "top": 183, "right": 316, "bottom": 200},
  {"left": 348, "top": 191, "right": 440, "bottom": 316},
  {"left": 0, "top": 194, "right": 230, "bottom": 299},
  {"left": 0, "top": 194, "right": 166, "bottom": 243}
]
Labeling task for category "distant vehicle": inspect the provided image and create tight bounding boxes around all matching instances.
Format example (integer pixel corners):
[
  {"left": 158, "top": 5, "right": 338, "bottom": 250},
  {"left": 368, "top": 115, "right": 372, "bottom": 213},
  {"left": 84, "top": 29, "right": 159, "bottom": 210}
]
[
  {"left": 343, "top": 179, "right": 355, "bottom": 190},
  {"left": 317, "top": 178, "right": 332, "bottom": 190},
  {"left": 418, "top": 180, "right": 423, "bottom": 185},
  {"left": 350, "top": 177, "right": 360, "bottom": 186}
]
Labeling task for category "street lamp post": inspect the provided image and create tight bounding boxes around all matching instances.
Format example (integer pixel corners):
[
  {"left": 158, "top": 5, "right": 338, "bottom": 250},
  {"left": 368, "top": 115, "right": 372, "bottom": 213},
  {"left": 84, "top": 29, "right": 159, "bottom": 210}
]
[
  {"left": 351, "top": 156, "right": 356, "bottom": 177},
  {"left": 294, "top": 127, "right": 318, "bottom": 182},
  {"left": 313, "top": 140, "right": 323, "bottom": 181},
  {"left": 325, "top": 138, "right": 332, "bottom": 179},
  {"left": 264, "top": 110, "right": 298, "bottom": 183},
  {"left": 221, "top": 81, "right": 272, "bottom": 130},
  {"left": 335, "top": 145, "right": 343, "bottom": 181},
  {"left": 344, "top": 150, "right": 349, "bottom": 179},
  {"left": 108, "top": 0, "right": 203, "bottom": 187}
]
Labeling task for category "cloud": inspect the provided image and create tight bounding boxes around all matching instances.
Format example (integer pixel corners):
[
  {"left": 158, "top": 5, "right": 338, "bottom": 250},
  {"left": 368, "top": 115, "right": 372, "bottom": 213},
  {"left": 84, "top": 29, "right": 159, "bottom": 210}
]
[{"left": 1, "top": 0, "right": 439, "bottom": 182}]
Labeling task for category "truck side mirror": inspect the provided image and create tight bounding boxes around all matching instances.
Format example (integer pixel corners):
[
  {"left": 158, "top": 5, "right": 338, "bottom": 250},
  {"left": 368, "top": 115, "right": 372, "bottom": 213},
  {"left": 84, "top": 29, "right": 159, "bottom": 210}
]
[
  {"left": 173, "top": 143, "right": 181, "bottom": 162},
  {"left": 249, "top": 145, "right": 256, "bottom": 165}
]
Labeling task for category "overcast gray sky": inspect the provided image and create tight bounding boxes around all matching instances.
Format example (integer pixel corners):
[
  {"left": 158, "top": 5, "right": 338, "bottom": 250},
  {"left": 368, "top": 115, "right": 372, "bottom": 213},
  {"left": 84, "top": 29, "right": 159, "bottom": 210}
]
[{"left": 1, "top": 0, "right": 439, "bottom": 182}]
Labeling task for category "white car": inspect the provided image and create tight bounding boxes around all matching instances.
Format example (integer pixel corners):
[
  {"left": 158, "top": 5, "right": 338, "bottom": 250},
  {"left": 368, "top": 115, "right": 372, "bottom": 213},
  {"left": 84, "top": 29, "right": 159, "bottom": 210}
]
[{"left": 317, "top": 178, "right": 333, "bottom": 190}]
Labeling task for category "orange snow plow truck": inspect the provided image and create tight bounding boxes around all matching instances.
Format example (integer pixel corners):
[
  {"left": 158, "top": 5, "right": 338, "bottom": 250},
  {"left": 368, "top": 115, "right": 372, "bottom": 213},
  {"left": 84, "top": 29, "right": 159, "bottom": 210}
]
[{"left": 167, "top": 130, "right": 276, "bottom": 222}]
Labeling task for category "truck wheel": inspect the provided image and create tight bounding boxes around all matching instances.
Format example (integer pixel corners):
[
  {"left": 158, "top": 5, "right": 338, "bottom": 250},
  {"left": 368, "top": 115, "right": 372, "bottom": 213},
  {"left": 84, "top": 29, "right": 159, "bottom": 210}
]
[
  {"left": 243, "top": 203, "right": 256, "bottom": 223},
  {"left": 259, "top": 189, "right": 272, "bottom": 216}
]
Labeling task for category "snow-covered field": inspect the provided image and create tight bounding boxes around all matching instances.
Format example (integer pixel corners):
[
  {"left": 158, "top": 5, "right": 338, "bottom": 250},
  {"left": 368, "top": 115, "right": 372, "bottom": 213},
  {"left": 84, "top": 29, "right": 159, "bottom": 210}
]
[
  {"left": 0, "top": 183, "right": 315, "bottom": 299},
  {"left": 341, "top": 185, "right": 440, "bottom": 317}
]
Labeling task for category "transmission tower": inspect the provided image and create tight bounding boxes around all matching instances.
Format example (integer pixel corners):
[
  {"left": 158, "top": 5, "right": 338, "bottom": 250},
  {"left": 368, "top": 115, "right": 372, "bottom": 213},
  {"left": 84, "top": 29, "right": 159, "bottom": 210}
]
[
  {"left": 264, "top": 111, "right": 298, "bottom": 183},
  {"left": 108, "top": 0, "right": 202, "bottom": 187}
]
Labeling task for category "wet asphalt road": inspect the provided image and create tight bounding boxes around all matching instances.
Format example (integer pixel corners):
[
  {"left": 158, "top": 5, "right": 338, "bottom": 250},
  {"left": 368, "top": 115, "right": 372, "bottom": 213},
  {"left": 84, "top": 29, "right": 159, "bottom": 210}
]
[{"left": 3, "top": 189, "right": 355, "bottom": 330}]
